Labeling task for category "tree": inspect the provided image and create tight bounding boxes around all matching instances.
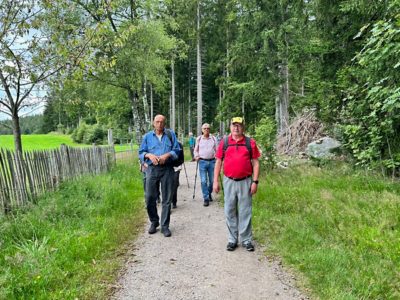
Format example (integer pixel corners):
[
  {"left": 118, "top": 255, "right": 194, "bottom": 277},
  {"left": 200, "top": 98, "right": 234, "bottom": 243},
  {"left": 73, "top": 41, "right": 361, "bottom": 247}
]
[{"left": 0, "top": 2, "right": 57, "bottom": 152}]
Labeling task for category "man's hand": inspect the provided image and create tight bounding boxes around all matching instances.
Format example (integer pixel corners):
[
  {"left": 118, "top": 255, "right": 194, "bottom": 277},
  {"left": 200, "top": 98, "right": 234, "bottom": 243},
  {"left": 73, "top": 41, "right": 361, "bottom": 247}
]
[
  {"left": 158, "top": 153, "right": 171, "bottom": 165},
  {"left": 146, "top": 153, "right": 159, "bottom": 165},
  {"left": 213, "top": 180, "right": 220, "bottom": 194},
  {"left": 250, "top": 182, "right": 258, "bottom": 195},
  {"left": 195, "top": 157, "right": 200, "bottom": 161}
]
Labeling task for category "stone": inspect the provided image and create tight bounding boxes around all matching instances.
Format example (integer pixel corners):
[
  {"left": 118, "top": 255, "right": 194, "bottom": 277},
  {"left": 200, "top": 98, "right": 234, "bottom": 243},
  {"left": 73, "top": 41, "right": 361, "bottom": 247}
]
[{"left": 306, "top": 137, "right": 341, "bottom": 159}]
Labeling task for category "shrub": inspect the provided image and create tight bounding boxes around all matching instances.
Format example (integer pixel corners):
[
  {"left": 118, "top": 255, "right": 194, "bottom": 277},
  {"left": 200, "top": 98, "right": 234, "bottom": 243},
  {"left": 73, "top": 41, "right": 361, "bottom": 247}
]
[{"left": 253, "top": 117, "right": 277, "bottom": 170}]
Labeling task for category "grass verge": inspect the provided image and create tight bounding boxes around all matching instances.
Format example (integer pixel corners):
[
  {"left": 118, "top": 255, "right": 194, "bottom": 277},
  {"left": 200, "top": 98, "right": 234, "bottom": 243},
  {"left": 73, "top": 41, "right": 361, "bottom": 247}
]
[
  {"left": 0, "top": 163, "right": 145, "bottom": 299},
  {"left": 253, "top": 162, "right": 400, "bottom": 299}
]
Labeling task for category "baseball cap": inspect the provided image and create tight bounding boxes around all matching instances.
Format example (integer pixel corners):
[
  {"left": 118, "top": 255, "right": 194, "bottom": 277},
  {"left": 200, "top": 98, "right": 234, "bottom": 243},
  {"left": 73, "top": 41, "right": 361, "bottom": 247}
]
[{"left": 231, "top": 117, "right": 244, "bottom": 125}]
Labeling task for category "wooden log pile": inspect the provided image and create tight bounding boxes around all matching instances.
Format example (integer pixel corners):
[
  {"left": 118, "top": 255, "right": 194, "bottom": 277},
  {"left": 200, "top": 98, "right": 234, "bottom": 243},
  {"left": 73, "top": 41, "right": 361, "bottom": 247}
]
[{"left": 276, "top": 111, "right": 325, "bottom": 155}]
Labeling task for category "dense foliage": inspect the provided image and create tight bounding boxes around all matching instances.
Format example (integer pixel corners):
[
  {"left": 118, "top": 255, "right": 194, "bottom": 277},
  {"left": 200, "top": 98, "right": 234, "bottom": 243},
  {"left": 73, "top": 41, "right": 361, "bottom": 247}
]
[{"left": 2, "top": 0, "right": 398, "bottom": 173}]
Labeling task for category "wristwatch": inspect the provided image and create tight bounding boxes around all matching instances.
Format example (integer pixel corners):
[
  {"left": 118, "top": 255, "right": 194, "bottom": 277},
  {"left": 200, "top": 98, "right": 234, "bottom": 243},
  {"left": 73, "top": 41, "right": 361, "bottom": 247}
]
[{"left": 252, "top": 180, "right": 259, "bottom": 184}]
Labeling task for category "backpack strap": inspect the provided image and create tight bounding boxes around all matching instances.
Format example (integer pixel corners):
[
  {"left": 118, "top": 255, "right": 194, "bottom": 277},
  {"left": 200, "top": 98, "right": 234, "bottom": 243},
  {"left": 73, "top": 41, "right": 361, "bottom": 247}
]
[
  {"left": 222, "top": 135, "right": 252, "bottom": 160},
  {"left": 165, "top": 129, "right": 173, "bottom": 144},
  {"left": 245, "top": 136, "right": 252, "bottom": 160}
]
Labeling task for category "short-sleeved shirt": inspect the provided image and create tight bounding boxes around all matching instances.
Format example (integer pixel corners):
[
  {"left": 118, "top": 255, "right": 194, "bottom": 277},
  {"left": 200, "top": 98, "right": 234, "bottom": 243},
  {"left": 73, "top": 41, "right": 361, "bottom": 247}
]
[
  {"left": 215, "top": 134, "right": 261, "bottom": 178},
  {"left": 194, "top": 135, "right": 217, "bottom": 160}
]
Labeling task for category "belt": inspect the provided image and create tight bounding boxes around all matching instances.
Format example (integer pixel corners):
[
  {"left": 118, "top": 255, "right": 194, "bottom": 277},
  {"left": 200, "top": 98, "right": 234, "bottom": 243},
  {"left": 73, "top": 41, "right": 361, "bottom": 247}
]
[
  {"left": 227, "top": 175, "right": 251, "bottom": 181},
  {"left": 199, "top": 158, "right": 215, "bottom": 161}
]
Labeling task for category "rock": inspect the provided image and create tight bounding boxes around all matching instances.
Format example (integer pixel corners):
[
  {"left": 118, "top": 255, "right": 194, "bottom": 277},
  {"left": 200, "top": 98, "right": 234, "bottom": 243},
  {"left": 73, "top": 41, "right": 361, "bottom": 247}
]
[{"left": 306, "top": 137, "right": 341, "bottom": 159}]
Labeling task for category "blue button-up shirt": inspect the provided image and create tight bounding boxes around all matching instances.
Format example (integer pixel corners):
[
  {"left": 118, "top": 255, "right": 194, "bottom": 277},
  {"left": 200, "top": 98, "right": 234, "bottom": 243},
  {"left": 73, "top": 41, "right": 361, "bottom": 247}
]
[{"left": 138, "top": 129, "right": 180, "bottom": 166}]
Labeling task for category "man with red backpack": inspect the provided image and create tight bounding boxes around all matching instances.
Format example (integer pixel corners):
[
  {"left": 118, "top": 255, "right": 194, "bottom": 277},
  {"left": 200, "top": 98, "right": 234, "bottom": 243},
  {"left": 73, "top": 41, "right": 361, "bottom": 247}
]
[{"left": 213, "top": 117, "right": 261, "bottom": 252}]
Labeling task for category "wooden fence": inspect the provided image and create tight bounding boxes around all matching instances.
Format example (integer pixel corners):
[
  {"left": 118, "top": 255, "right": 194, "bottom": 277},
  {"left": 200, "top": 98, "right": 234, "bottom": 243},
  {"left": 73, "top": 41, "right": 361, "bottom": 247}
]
[{"left": 0, "top": 145, "right": 115, "bottom": 214}]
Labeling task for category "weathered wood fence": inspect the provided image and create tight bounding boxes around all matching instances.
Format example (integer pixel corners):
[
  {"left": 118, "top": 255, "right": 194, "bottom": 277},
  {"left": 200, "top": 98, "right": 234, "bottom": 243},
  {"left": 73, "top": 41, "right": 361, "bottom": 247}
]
[{"left": 0, "top": 145, "right": 115, "bottom": 214}]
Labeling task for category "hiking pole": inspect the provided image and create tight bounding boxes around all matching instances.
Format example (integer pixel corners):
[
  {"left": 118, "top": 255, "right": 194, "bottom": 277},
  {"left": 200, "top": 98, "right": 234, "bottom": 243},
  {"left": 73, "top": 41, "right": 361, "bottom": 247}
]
[
  {"left": 192, "top": 161, "right": 199, "bottom": 200},
  {"left": 182, "top": 162, "right": 190, "bottom": 188}
]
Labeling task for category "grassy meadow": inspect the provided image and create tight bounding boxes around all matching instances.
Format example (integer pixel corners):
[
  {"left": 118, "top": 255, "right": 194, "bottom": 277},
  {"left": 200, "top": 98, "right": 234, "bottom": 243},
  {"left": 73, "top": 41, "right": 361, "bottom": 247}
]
[
  {"left": 0, "top": 134, "right": 81, "bottom": 150},
  {"left": 0, "top": 134, "right": 137, "bottom": 152},
  {"left": 253, "top": 162, "right": 400, "bottom": 299},
  {"left": 0, "top": 163, "right": 145, "bottom": 299}
]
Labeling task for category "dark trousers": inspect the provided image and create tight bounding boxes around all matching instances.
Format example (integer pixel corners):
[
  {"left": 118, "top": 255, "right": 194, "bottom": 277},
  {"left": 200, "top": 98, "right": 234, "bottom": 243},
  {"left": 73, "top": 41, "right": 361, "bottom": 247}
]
[
  {"left": 145, "top": 165, "right": 174, "bottom": 229},
  {"left": 172, "top": 171, "right": 180, "bottom": 206},
  {"left": 190, "top": 147, "right": 194, "bottom": 160}
]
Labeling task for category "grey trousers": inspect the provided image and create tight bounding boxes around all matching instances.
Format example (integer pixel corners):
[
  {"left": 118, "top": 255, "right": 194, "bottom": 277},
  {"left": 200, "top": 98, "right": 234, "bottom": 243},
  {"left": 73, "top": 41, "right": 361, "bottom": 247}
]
[
  {"left": 145, "top": 165, "right": 174, "bottom": 229},
  {"left": 223, "top": 176, "right": 253, "bottom": 244}
]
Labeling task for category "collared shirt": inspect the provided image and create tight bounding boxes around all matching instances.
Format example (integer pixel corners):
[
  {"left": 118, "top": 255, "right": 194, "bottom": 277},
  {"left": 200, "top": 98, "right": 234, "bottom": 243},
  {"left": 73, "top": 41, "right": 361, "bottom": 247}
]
[
  {"left": 194, "top": 135, "right": 217, "bottom": 160},
  {"left": 138, "top": 129, "right": 180, "bottom": 166},
  {"left": 215, "top": 134, "right": 261, "bottom": 178}
]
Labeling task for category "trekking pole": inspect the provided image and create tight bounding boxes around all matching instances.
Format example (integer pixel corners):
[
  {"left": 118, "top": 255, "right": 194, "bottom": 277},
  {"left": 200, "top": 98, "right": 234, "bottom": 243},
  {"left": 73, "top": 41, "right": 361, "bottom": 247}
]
[
  {"left": 182, "top": 162, "right": 190, "bottom": 188},
  {"left": 192, "top": 161, "right": 199, "bottom": 200}
]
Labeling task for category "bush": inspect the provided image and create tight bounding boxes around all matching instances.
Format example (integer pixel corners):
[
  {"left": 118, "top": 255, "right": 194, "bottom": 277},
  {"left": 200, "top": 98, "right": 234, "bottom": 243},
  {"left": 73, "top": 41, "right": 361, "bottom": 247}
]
[
  {"left": 253, "top": 117, "right": 277, "bottom": 170},
  {"left": 71, "top": 122, "right": 87, "bottom": 143},
  {"left": 71, "top": 123, "right": 105, "bottom": 145},
  {"left": 83, "top": 124, "right": 106, "bottom": 145}
]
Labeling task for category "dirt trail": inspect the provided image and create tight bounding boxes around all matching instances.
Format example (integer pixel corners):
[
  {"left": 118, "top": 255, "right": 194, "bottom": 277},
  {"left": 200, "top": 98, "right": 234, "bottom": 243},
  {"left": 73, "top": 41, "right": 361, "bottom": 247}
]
[{"left": 112, "top": 161, "right": 307, "bottom": 300}]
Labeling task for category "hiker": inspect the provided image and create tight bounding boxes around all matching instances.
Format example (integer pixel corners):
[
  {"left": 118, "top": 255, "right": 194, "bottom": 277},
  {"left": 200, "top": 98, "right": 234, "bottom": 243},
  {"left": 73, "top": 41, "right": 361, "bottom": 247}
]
[
  {"left": 213, "top": 117, "right": 260, "bottom": 252},
  {"left": 188, "top": 132, "right": 195, "bottom": 161},
  {"left": 172, "top": 141, "right": 184, "bottom": 209},
  {"left": 172, "top": 164, "right": 181, "bottom": 209},
  {"left": 194, "top": 123, "right": 217, "bottom": 207},
  {"left": 138, "top": 114, "right": 180, "bottom": 237}
]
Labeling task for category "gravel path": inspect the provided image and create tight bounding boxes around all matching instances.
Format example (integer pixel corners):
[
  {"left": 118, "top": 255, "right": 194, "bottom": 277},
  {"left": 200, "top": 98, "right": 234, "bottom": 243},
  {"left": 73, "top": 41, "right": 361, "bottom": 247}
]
[{"left": 112, "top": 161, "right": 307, "bottom": 300}]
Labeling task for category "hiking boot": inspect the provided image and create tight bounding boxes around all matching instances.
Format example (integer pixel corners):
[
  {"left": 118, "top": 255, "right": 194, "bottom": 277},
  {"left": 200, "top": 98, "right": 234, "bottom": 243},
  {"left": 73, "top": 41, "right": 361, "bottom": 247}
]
[
  {"left": 148, "top": 222, "right": 159, "bottom": 234},
  {"left": 226, "top": 242, "right": 237, "bottom": 251},
  {"left": 209, "top": 195, "right": 213, "bottom": 202},
  {"left": 244, "top": 242, "right": 255, "bottom": 252},
  {"left": 161, "top": 228, "right": 171, "bottom": 237},
  {"left": 203, "top": 200, "right": 209, "bottom": 207}
]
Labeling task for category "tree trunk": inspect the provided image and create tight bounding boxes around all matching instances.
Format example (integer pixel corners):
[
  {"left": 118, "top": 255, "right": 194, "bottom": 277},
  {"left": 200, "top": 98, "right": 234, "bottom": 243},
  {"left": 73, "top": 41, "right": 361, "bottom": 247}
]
[
  {"left": 129, "top": 88, "right": 143, "bottom": 144},
  {"left": 188, "top": 59, "right": 192, "bottom": 134},
  {"left": 171, "top": 60, "right": 176, "bottom": 131},
  {"left": 276, "top": 62, "right": 290, "bottom": 133},
  {"left": 150, "top": 83, "right": 154, "bottom": 121},
  {"left": 196, "top": 1, "right": 202, "bottom": 136},
  {"left": 12, "top": 113, "right": 23, "bottom": 154},
  {"left": 142, "top": 77, "right": 150, "bottom": 129}
]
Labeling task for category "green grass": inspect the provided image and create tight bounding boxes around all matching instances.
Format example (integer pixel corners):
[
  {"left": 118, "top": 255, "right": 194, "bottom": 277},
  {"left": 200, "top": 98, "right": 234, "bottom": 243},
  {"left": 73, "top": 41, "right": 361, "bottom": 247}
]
[
  {"left": 253, "top": 162, "right": 400, "bottom": 299},
  {"left": 0, "top": 134, "right": 81, "bottom": 150},
  {"left": 0, "top": 134, "right": 140, "bottom": 153},
  {"left": 0, "top": 163, "right": 145, "bottom": 299}
]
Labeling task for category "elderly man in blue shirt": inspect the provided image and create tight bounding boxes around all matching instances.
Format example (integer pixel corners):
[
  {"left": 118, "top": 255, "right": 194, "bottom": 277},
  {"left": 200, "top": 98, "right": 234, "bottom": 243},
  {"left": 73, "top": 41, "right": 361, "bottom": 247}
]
[{"left": 139, "top": 114, "right": 181, "bottom": 237}]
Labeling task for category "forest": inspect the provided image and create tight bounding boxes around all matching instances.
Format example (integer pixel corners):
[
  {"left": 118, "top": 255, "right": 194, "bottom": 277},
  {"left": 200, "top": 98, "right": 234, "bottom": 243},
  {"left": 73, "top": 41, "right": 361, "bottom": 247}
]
[{"left": 0, "top": 0, "right": 399, "bottom": 175}]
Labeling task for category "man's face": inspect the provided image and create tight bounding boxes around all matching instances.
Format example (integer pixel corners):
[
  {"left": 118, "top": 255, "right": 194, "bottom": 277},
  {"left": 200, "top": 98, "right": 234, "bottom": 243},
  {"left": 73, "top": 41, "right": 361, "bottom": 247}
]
[
  {"left": 202, "top": 125, "right": 210, "bottom": 135},
  {"left": 153, "top": 115, "right": 166, "bottom": 131},
  {"left": 230, "top": 123, "right": 244, "bottom": 135}
]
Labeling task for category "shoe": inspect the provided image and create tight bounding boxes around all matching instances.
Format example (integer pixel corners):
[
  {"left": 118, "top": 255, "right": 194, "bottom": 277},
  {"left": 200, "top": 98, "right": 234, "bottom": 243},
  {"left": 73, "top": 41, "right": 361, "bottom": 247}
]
[
  {"left": 172, "top": 203, "right": 177, "bottom": 209},
  {"left": 226, "top": 242, "right": 237, "bottom": 251},
  {"left": 203, "top": 200, "right": 209, "bottom": 207},
  {"left": 209, "top": 195, "right": 213, "bottom": 202},
  {"left": 244, "top": 242, "right": 255, "bottom": 252},
  {"left": 161, "top": 228, "right": 171, "bottom": 237},
  {"left": 148, "top": 223, "right": 159, "bottom": 234}
]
